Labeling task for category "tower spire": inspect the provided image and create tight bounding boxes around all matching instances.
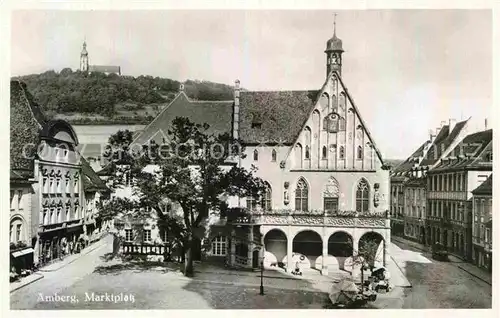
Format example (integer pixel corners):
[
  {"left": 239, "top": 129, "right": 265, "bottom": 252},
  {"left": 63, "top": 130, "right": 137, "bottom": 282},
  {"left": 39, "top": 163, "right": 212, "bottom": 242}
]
[{"left": 334, "top": 13, "right": 337, "bottom": 36}]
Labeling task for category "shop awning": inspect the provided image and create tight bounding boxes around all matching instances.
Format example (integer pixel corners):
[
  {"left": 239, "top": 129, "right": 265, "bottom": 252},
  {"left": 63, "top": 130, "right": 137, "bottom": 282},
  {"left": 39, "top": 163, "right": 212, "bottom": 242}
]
[{"left": 12, "top": 247, "right": 34, "bottom": 258}]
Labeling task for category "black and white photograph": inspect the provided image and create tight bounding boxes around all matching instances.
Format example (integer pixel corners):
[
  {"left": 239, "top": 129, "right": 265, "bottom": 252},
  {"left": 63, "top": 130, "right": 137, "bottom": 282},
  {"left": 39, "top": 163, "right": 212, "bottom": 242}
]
[{"left": 4, "top": 3, "right": 496, "bottom": 313}]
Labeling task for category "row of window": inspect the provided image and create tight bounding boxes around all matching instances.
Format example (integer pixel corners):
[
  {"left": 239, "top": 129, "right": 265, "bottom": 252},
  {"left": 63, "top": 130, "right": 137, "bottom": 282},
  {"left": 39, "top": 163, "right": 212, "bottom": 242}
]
[
  {"left": 42, "top": 176, "right": 79, "bottom": 195},
  {"left": 404, "top": 205, "right": 426, "bottom": 219},
  {"left": 244, "top": 178, "right": 371, "bottom": 213},
  {"left": 428, "top": 172, "right": 466, "bottom": 192},
  {"left": 474, "top": 198, "right": 492, "bottom": 218},
  {"left": 252, "top": 145, "right": 366, "bottom": 162},
  {"left": 428, "top": 200, "right": 465, "bottom": 221},
  {"left": 124, "top": 229, "right": 152, "bottom": 242},
  {"left": 41, "top": 206, "right": 82, "bottom": 225},
  {"left": 405, "top": 188, "right": 425, "bottom": 205},
  {"left": 473, "top": 225, "right": 491, "bottom": 244}
]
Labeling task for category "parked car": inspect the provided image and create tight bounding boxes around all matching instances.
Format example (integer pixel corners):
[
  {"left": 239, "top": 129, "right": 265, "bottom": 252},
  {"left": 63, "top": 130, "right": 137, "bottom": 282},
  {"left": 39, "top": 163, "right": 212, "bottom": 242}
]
[{"left": 432, "top": 244, "right": 449, "bottom": 261}]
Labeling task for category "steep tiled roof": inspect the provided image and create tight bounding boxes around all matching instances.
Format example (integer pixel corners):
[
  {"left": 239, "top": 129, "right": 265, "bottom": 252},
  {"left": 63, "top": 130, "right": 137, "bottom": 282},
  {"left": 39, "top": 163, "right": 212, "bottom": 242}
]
[
  {"left": 392, "top": 140, "right": 430, "bottom": 174},
  {"left": 10, "top": 80, "right": 48, "bottom": 179},
  {"left": 81, "top": 157, "right": 109, "bottom": 192},
  {"left": 132, "top": 93, "right": 233, "bottom": 145},
  {"left": 472, "top": 174, "right": 492, "bottom": 195},
  {"left": 431, "top": 129, "right": 492, "bottom": 172},
  {"left": 239, "top": 90, "right": 319, "bottom": 144},
  {"left": 420, "top": 120, "right": 468, "bottom": 167}
]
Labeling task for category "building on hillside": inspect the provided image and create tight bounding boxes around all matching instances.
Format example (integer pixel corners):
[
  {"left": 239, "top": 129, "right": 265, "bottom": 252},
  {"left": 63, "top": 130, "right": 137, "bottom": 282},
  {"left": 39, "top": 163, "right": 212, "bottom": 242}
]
[
  {"left": 471, "top": 174, "right": 492, "bottom": 271},
  {"left": 426, "top": 129, "right": 493, "bottom": 261},
  {"left": 390, "top": 119, "right": 470, "bottom": 244},
  {"left": 10, "top": 80, "right": 108, "bottom": 268},
  {"left": 80, "top": 40, "right": 121, "bottom": 75},
  {"left": 130, "top": 21, "right": 392, "bottom": 275}
]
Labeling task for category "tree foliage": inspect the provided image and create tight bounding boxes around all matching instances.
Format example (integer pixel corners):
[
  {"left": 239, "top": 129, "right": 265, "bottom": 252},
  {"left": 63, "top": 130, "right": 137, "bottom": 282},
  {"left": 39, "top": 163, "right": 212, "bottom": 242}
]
[
  {"left": 97, "top": 118, "right": 265, "bottom": 276},
  {"left": 12, "top": 70, "right": 236, "bottom": 119}
]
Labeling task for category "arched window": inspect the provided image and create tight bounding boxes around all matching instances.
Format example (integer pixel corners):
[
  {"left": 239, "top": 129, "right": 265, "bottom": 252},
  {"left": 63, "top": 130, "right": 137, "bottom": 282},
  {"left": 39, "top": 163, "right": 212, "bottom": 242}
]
[
  {"left": 211, "top": 236, "right": 227, "bottom": 256},
  {"left": 10, "top": 217, "right": 24, "bottom": 243},
  {"left": 261, "top": 183, "right": 272, "bottom": 211},
  {"left": 253, "top": 149, "right": 258, "bottom": 161},
  {"left": 322, "top": 146, "right": 327, "bottom": 159},
  {"left": 323, "top": 117, "right": 328, "bottom": 131},
  {"left": 339, "top": 146, "right": 345, "bottom": 159},
  {"left": 323, "top": 177, "right": 340, "bottom": 213},
  {"left": 246, "top": 192, "right": 258, "bottom": 210},
  {"left": 357, "top": 145, "right": 363, "bottom": 160},
  {"left": 305, "top": 146, "right": 310, "bottom": 159},
  {"left": 356, "top": 179, "right": 370, "bottom": 213},
  {"left": 271, "top": 149, "right": 277, "bottom": 162},
  {"left": 295, "top": 178, "right": 309, "bottom": 211}
]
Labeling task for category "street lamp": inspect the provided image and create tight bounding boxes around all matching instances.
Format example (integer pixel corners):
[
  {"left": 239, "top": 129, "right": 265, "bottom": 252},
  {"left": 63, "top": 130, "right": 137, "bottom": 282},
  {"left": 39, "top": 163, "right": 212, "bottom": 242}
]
[{"left": 259, "top": 259, "right": 264, "bottom": 295}]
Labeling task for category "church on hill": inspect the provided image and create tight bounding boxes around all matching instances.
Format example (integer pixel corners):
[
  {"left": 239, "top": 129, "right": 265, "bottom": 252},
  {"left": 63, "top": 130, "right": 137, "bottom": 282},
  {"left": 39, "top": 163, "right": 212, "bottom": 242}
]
[
  {"left": 80, "top": 40, "right": 121, "bottom": 75},
  {"left": 124, "top": 19, "right": 392, "bottom": 276}
]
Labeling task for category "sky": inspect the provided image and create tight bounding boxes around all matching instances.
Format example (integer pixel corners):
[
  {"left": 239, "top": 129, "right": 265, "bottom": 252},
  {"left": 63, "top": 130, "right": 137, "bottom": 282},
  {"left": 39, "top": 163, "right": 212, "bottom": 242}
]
[{"left": 10, "top": 9, "right": 492, "bottom": 159}]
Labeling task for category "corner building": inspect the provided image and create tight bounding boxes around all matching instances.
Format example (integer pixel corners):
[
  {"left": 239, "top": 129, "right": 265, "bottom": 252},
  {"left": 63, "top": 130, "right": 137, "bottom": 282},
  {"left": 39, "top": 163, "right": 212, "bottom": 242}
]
[{"left": 134, "top": 23, "right": 391, "bottom": 275}]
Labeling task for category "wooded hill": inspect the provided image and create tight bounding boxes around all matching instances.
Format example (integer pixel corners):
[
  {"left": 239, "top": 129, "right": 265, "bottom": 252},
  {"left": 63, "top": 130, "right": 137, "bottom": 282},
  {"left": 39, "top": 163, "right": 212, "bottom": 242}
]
[{"left": 12, "top": 68, "right": 236, "bottom": 125}]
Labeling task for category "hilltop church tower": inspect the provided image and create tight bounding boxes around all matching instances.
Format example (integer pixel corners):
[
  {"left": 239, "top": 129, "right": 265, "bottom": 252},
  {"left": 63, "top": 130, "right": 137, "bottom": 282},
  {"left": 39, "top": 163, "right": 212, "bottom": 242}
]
[
  {"left": 325, "top": 15, "right": 343, "bottom": 77},
  {"left": 80, "top": 40, "right": 89, "bottom": 72}
]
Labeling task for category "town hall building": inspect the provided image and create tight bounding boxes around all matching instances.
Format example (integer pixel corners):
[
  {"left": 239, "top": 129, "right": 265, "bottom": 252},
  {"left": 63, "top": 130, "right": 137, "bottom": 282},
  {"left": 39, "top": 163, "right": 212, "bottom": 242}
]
[{"left": 129, "top": 21, "right": 392, "bottom": 276}]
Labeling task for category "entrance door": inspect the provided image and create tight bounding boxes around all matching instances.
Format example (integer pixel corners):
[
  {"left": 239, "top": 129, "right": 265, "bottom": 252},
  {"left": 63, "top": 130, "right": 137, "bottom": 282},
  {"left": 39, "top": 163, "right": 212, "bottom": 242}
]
[{"left": 252, "top": 250, "right": 260, "bottom": 268}]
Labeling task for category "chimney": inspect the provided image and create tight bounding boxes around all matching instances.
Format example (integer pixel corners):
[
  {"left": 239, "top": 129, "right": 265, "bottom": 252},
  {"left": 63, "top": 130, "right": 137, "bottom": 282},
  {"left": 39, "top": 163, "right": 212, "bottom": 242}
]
[
  {"left": 179, "top": 82, "right": 185, "bottom": 92},
  {"left": 449, "top": 118, "right": 457, "bottom": 133},
  {"left": 233, "top": 79, "right": 240, "bottom": 140},
  {"left": 435, "top": 127, "right": 442, "bottom": 137},
  {"left": 440, "top": 121, "right": 446, "bottom": 128},
  {"left": 485, "top": 118, "right": 488, "bottom": 130},
  {"left": 429, "top": 129, "right": 436, "bottom": 143}
]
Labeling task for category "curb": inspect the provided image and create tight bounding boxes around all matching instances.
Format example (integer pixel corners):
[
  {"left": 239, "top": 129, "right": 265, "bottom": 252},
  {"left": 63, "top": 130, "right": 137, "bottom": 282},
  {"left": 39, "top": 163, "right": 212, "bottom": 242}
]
[
  {"left": 389, "top": 255, "right": 412, "bottom": 288},
  {"left": 456, "top": 265, "right": 492, "bottom": 286},
  {"left": 10, "top": 272, "right": 44, "bottom": 293},
  {"left": 38, "top": 238, "right": 108, "bottom": 273}
]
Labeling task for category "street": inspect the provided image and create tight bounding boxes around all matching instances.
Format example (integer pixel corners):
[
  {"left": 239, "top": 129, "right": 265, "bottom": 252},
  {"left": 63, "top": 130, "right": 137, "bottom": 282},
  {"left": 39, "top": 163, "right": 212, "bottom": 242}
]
[
  {"left": 391, "top": 240, "right": 492, "bottom": 308},
  {"left": 10, "top": 235, "right": 492, "bottom": 309}
]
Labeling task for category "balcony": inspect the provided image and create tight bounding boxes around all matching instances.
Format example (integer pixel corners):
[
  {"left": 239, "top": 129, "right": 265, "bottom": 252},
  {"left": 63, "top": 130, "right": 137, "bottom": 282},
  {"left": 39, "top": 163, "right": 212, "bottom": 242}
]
[{"left": 227, "top": 208, "right": 389, "bottom": 228}]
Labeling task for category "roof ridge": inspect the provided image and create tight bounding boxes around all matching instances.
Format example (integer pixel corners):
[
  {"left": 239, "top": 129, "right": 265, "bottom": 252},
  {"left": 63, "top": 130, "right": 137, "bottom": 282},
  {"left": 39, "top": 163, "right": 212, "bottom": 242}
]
[
  {"left": 131, "top": 92, "right": 185, "bottom": 144},
  {"left": 189, "top": 100, "right": 233, "bottom": 104}
]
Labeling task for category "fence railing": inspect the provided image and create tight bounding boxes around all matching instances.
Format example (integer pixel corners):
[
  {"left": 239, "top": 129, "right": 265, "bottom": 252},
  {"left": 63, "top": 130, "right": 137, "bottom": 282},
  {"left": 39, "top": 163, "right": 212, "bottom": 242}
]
[{"left": 121, "top": 243, "right": 170, "bottom": 256}]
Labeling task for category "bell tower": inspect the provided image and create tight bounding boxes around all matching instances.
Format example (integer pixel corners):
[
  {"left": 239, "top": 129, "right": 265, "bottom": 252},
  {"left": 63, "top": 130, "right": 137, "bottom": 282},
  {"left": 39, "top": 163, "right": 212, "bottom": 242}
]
[
  {"left": 325, "top": 14, "right": 344, "bottom": 78},
  {"left": 80, "top": 39, "right": 89, "bottom": 72}
]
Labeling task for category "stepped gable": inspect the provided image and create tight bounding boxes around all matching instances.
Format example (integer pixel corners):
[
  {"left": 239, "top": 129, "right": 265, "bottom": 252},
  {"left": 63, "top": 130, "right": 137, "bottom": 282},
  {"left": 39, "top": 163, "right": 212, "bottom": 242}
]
[{"left": 132, "top": 92, "right": 233, "bottom": 145}]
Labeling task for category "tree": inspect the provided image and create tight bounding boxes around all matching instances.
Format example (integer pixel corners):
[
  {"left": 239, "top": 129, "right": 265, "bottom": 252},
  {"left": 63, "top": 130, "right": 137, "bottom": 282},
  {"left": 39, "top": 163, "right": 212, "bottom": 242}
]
[
  {"left": 351, "top": 240, "right": 383, "bottom": 287},
  {"left": 99, "top": 118, "right": 265, "bottom": 276}
]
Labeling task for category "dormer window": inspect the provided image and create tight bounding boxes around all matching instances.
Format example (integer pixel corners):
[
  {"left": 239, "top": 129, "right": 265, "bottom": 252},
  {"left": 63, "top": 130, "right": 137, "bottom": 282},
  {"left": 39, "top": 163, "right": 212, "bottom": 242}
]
[
  {"left": 253, "top": 149, "right": 259, "bottom": 161},
  {"left": 485, "top": 152, "right": 493, "bottom": 162},
  {"left": 251, "top": 122, "right": 262, "bottom": 129}
]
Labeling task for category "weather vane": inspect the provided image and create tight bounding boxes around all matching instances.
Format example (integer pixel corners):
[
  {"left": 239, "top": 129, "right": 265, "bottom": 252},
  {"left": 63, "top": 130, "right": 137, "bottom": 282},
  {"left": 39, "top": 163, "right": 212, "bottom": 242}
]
[{"left": 334, "top": 13, "right": 337, "bottom": 35}]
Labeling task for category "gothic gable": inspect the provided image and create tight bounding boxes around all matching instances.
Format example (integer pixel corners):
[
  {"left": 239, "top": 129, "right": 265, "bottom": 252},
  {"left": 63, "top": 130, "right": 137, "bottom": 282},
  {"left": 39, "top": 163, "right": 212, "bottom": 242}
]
[{"left": 286, "top": 71, "right": 385, "bottom": 171}]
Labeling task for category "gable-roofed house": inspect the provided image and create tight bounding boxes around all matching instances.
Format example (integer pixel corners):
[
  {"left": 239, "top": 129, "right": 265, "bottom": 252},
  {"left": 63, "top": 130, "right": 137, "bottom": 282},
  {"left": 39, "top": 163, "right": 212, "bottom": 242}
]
[
  {"left": 427, "top": 129, "right": 492, "bottom": 261},
  {"left": 390, "top": 119, "right": 470, "bottom": 244},
  {"left": 10, "top": 80, "right": 108, "bottom": 271},
  {"left": 471, "top": 174, "right": 492, "bottom": 271},
  {"left": 129, "top": 23, "right": 393, "bottom": 275}
]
